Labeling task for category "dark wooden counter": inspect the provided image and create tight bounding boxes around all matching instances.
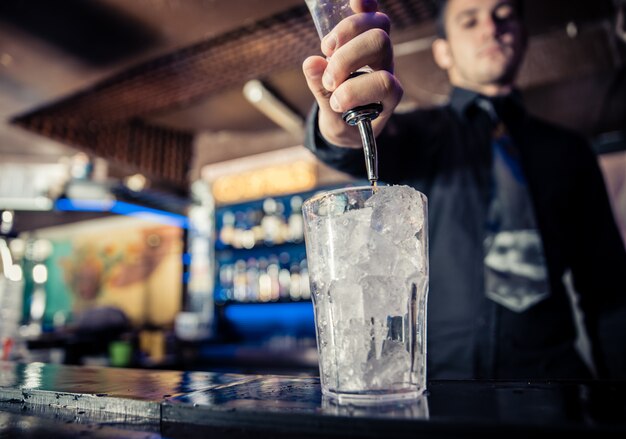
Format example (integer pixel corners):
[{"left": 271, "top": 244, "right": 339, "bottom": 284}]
[{"left": 1, "top": 361, "right": 625, "bottom": 438}]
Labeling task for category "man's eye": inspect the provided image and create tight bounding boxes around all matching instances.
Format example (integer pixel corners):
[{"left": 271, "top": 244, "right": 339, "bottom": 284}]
[{"left": 461, "top": 18, "right": 477, "bottom": 28}]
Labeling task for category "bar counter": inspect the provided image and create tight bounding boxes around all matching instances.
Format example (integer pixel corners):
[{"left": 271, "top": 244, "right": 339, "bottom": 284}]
[{"left": 1, "top": 361, "right": 625, "bottom": 438}]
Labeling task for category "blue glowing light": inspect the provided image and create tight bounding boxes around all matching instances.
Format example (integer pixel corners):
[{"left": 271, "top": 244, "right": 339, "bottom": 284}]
[
  {"left": 55, "top": 199, "right": 189, "bottom": 228},
  {"left": 224, "top": 302, "right": 316, "bottom": 339}
]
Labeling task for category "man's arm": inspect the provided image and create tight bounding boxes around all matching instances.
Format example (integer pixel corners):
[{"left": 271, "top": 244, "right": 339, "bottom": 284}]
[{"left": 568, "top": 136, "right": 626, "bottom": 379}]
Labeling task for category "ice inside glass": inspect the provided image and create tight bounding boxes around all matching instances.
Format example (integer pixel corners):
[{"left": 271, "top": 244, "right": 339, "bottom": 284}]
[{"left": 302, "top": 185, "right": 429, "bottom": 404}]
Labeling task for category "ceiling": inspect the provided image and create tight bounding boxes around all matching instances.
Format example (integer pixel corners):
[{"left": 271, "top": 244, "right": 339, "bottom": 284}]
[
  {"left": 0, "top": 0, "right": 315, "bottom": 168},
  {"left": 0, "top": 0, "right": 625, "bottom": 225}
]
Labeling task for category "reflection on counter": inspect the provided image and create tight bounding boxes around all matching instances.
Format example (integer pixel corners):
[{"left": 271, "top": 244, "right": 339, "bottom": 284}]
[{"left": 3, "top": 361, "right": 626, "bottom": 438}]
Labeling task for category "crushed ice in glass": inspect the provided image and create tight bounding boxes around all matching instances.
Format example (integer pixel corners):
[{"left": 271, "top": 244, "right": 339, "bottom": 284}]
[{"left": 307, "top": 185, "right": 428, "bottom": 395}]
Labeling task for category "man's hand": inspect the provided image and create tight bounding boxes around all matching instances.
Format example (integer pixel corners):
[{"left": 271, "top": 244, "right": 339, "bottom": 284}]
[{"left": 302, "top": 0, "right": 403, "bottom": 148}]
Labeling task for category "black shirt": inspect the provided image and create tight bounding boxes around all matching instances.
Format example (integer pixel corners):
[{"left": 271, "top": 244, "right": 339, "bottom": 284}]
[{"left": 304, "top": 87, "right": 626, "bottom": 380}]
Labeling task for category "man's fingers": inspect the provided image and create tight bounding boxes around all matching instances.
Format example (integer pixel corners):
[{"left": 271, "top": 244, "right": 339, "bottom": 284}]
[
  {"left": 322, "top": 12, "right": 390, "bottom": 57},
  {"left": 344, "top": 27, "right": 394, "bottom": 73},
  {"left": 302, "top": 56, "right": 332, "bottom": 109},
  {"left": 326, "top": 69, "right": 403, "bottom": 118},
  {"left": 322, "top": 28, "right": 394, "bottom": 93},
  {"left": 303, "top": 55, "right": 373, "bottom": 148},
  {"left": 304, "top": 55, "right": 403, "bottom": 125}
]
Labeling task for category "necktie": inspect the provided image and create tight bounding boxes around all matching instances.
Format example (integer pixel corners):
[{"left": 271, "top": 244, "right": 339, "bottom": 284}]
[
  {"left": 479, "top": 97, "right": 552, "bottom": 313},
  {"left": 476, "top": 98, "right": 526, "bottom": 184}
]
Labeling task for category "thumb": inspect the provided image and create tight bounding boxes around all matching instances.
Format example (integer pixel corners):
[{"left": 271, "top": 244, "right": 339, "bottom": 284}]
[{"left": 302, "top": 55, "right": 335, "bottom": 113}]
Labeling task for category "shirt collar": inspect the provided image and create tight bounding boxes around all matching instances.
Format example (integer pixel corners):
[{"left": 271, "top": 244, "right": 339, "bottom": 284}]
[
  {"left": 449, "top": 87, "right": 482, "bottom": 114},
  {"left": 448, "top": 86, "right": 525, "bottom": 117}
]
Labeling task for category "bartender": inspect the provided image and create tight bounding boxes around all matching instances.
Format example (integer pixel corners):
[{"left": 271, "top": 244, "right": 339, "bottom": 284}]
[{"left": 302, "top": 0, "right": 626, "bottom": 380}]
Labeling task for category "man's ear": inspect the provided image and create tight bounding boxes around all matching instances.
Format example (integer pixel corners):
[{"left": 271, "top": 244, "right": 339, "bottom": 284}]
[{"left": 432, "top": 38, "right": 454, "bottom": 70}]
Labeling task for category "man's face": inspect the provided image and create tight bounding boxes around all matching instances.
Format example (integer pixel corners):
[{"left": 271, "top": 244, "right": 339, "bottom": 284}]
[{"left": 437, "top": 0, "right": 526, "bottom": 92}]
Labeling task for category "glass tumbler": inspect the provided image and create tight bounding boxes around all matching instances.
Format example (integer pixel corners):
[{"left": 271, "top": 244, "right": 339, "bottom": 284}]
[{"left": 302, "top": 185, "right": 429, "bottom": 404}]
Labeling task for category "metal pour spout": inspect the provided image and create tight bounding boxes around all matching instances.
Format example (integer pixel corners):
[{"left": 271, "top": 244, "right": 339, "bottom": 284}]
[{"left": 342, "top": 102, "right": 382, "bottom": 186}]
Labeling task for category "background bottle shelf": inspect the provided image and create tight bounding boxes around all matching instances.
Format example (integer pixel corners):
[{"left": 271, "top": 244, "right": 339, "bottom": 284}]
[{"left": 213, "top": 188, "right": 328, "bottom": 305}]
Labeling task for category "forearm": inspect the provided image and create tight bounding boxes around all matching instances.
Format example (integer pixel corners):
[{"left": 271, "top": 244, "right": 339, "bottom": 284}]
[
  {"left": 570, "top": 141, "right": 626, "bottom": 379},
  {"left": 591, "top": 304, "right": 626, "bottom": 379}
]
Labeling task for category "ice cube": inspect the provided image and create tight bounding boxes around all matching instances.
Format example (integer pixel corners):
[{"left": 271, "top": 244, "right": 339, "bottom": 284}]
[
  {"left": 327, "top": 279, "right": 364, "bottom": 322},
  {"left": 354, "top": 232, "right": 398, "bottom": 276},
  {"left": 366, "top": 185, "right": 425, "bottom": 242},
  {"left": 364, "top": 340, "right": 411, "bottom": 389},
  {"left": 360, "top": 275, "right": 409, "bottom": 318},
  {"left": 394, "top": 238, "right": 426, "bottom": 277},
  {"left": 326, "top": 207, "right": 373, "bottom": 280},
  {"left": 335, "top": 318, "right": 370, "bottom": 391}
]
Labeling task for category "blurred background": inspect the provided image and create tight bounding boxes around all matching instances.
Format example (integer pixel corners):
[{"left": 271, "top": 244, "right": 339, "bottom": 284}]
[{"left": 0, "top": 0, "right": 624, "bottom": 374}]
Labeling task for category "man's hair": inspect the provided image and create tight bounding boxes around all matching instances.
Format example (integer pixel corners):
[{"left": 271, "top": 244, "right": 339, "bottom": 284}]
[{"left": 435, "top": 0, "right": 525, "bottom": 39}]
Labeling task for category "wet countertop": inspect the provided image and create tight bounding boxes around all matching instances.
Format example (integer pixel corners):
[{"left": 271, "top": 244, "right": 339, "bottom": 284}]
[{"left": 1, "top": 361, "right": 625, "bottom": 438}]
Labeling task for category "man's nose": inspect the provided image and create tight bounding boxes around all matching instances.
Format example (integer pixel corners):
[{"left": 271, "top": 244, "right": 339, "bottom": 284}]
[{"left": 481, "top": 15, "right": 498, "bottom": 39}]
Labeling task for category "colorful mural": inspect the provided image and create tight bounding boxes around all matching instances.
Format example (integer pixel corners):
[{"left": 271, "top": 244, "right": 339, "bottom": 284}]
[{"left": 39, "top": 217, "right": 183, "bottom": 328}]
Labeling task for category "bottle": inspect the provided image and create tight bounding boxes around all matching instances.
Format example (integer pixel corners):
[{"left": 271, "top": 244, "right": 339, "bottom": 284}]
[
  {"left": 274, "top": 198, "right": 288, "bottom": 245},
  {"left": 250, "top": 205, "right": 265, "bottom": 246},
  {"left": 219, "top": 210, "right": 235, "bottom": 247},
  {"left": 300, "top": 258, "right": 311, "bottom": 300},
  {"left": 218, "top": 263, "right": 234, "bottom": 302},
  {"left": 232, "top": 211, "right": 247, "bottom": 249},
  {"left": 287, "top": 196, "right": 304, "bottom": 242},
  {"left": 0, "top": 238, "right": 25, "bottom": 361},
  {"left": 233, "top": 259, "right": 247, "bottom": 302},
  {"left": 278, "top": 252, "right": 292, "bottom": 301},
  {"left": 246, "top": 258, "right": 260, "bottom": 302},
  {"left": 289, "top": 262, "right": 301, "bottom": 301},
  {"left": 261, "top": 198, "right": 282, "bottom": 245},
  {"left": 267, "top": 255, "right": 281, "bottom": 302}
]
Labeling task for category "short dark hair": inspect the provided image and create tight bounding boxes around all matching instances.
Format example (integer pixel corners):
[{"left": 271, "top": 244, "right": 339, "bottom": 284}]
[{"left": 436, "top": 0, "right": 525, "bottom": 39}]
